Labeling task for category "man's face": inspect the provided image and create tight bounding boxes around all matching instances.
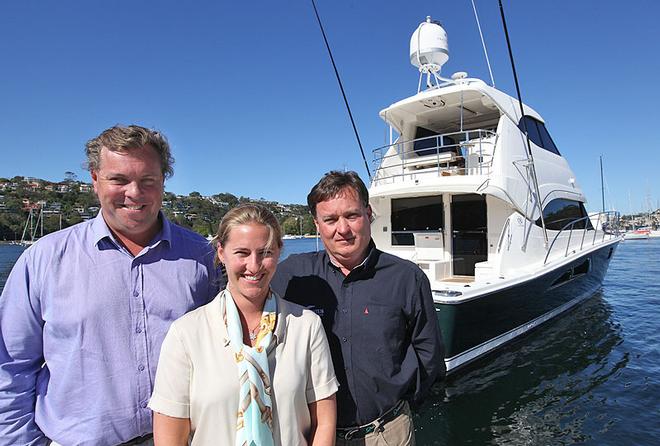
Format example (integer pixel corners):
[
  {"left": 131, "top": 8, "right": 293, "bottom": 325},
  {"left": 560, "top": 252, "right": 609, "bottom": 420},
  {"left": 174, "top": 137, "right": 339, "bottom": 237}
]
[
  {"left": 91, "top": 145, "right": 164, "bottom": 245},
  {"left": 314, "top": 187, "right": 372, "bottom": 271}
]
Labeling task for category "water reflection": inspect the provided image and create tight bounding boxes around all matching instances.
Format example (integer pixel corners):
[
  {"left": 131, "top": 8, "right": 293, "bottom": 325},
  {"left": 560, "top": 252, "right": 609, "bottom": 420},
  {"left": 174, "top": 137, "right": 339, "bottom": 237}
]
[
  {"left": 415, "top": 293, "right": 624, "bottom": 445},
  {"left": 0, "top": 244, "right": 25, "bottom": 290}
]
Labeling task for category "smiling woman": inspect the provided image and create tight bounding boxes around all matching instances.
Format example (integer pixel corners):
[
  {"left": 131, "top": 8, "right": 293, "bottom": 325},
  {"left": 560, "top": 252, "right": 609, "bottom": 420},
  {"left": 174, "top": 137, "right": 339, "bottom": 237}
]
[{"left": 149, "top": 203, "right": 339, "bottom": 446}]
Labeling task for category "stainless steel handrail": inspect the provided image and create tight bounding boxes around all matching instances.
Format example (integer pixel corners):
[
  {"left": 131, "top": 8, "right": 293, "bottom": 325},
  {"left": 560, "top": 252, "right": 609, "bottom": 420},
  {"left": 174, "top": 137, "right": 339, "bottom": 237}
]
[
  {"left": 543, "top": 211, "right": 621, "bottom": 265},
  {"left": 372, "top": 129, "right": 496, "bottom": 181}
]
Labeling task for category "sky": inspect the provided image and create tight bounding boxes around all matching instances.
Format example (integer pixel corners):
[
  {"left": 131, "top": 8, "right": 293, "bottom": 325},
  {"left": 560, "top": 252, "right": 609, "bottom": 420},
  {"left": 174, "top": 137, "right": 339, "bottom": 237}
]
[{"left": 1, "top": 1, "right": 659, "bottom": 213}]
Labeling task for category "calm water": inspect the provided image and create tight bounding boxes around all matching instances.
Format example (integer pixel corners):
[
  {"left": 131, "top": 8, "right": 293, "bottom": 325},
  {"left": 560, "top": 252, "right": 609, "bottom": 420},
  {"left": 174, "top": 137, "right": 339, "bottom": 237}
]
[{"left": 1, "top": 239, "right": 658, "bottom": 445}]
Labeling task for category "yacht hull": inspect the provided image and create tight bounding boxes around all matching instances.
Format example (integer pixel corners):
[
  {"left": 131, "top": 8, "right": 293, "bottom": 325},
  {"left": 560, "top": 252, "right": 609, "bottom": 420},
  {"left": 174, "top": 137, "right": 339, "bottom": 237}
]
[{"left": 437, "top": 241, "right": 618, "bottom": 373}]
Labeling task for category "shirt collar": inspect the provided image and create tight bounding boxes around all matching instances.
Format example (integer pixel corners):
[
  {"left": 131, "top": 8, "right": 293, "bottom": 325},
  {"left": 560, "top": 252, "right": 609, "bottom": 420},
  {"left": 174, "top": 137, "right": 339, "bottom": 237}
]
[
  {"left": 325, "top": 239, "right": 378, "bottom": 274},
  {"left": 159, "top": 212, "right": 173, "bottom": 246},
  {"left": 91, "top": 211, "right": 114, "bottom": 246},
  {"left": 91, "top": 210, "right": 171, "bottom": 249}
]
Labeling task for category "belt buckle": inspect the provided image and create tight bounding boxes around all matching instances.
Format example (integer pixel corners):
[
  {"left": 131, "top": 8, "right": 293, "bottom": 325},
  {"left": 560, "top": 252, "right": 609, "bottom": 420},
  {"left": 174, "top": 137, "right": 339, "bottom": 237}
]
[{"left": 343, "top": 427, "right": 360, "bottom": 440}]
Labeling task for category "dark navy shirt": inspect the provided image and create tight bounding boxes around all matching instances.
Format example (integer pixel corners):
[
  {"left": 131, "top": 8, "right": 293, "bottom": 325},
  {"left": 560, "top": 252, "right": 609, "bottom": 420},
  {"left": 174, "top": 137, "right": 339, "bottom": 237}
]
[{"left": 271, "top": 241, "right": 445, "bottom": 427}]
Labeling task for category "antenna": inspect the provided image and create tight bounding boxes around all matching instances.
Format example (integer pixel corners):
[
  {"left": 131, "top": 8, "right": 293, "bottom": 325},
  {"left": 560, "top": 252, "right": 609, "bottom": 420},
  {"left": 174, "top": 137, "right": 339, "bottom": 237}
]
[
  {"left": 410, "top": 16, "right": 451, "bottom": 92},
  {"left": 470, "top": 0, "right": 495, "bottom": 86}
]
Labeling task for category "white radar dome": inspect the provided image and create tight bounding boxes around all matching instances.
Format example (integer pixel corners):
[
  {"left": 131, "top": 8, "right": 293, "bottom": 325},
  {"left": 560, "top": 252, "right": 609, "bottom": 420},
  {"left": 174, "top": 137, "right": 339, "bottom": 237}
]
[{"left": 410, "top": 16, "right": 449, "bottom": 73}]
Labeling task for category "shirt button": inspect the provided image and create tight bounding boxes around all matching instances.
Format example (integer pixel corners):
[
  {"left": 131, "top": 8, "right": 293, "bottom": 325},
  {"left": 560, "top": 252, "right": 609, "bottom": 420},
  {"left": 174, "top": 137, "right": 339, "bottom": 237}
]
[
  {"left": 342, "top": 337, "right": 348, "bottom": 342},
  {"left": 138, "top": 364, "right": 145, "bottom": 371},
  {"left": 133, "top": 291, "right": 139, "bottom": 297},
  {"left": 141, "top": 401, "right": 148, "bottom": 408},
  {"left": 136, "top": 327, "right": 142, "bottom": 333},
  {"left": 342, "top": 308, "right": 348, "bottom": 313}
]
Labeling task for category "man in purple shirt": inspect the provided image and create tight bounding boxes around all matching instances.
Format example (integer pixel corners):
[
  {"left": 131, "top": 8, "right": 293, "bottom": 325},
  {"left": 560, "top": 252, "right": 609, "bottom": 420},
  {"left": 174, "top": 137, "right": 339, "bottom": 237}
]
[{"left": 0, "top": 125, "right": 222, "bottom": 445}]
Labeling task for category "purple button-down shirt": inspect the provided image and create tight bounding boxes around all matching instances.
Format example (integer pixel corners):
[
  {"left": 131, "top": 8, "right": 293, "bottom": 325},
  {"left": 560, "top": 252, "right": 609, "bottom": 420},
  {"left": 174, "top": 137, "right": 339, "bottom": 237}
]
[{"left": 0, "top": 212, "right": 222, "bottom": 445}]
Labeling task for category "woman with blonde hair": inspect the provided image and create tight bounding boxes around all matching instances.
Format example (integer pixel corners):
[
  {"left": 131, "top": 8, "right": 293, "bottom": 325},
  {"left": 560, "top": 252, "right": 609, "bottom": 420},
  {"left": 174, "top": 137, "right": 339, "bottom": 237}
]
[{"left": 149, "top": 203, "right": 338, "bottom": 445}]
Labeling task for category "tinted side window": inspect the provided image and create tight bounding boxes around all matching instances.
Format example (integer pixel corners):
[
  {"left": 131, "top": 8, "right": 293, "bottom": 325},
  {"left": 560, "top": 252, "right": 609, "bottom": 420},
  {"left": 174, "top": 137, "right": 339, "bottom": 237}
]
[
  {"left": 536, "top": 199, "right": 592, "bottom": 230},
  {"left": 392, "top": 195, "right": 443, "bottom": 245},
  {"left": 521, "top": 116, "right": 542, "bottom": 148},
  {"left": 537, "top": 122, "right": 560, "bottom": 155},
  {"left": 519, "top": 116, "right": 561, "bottom": 156}
]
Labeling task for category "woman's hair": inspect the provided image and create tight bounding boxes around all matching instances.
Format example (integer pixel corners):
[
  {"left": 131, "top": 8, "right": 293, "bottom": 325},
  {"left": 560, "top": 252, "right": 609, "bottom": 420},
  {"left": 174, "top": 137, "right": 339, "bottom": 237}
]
[{"left": 212, "top": 203, "right": 283, "bottom": 265}]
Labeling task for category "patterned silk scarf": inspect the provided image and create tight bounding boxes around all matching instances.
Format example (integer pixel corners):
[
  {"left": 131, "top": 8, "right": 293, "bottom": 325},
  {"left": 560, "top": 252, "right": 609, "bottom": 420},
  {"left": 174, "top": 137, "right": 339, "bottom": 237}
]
[{"left": 222, "top": 289, "right": 277, "bottom": 446}]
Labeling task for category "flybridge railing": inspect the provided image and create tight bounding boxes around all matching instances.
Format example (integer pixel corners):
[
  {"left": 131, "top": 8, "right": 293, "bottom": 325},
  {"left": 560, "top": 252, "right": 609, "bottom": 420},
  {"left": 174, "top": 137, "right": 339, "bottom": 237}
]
[
  {"left": 543, "top": 211, "right": 622, "bottom": 265},
  {"left": 371, "top": 129, "right": 497, "bottom": 182}
]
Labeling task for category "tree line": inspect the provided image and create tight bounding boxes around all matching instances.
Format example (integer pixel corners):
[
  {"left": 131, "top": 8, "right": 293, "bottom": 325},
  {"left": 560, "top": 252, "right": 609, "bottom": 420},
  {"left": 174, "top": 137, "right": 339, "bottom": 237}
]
[{"left": 0, "top": 175, "right": 315, "bottom": 241}]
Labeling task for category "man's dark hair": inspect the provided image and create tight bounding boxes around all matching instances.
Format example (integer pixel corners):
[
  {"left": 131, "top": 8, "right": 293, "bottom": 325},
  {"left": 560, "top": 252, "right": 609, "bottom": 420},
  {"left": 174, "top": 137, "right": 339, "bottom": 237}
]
[{"left": 307, "top": 170, "right": 369, "bottom": 217}]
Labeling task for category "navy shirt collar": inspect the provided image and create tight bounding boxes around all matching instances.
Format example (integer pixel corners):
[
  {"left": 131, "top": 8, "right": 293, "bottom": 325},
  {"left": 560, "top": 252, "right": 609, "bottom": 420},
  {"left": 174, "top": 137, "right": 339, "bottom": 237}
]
[{"left": 325, "top": 239, "right": 379, "bottom": 277}]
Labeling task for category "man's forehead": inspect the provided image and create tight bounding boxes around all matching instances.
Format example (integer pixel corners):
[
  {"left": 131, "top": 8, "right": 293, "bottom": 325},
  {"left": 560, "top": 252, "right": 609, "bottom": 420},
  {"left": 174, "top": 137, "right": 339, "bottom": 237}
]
[
  {"left": 100, "top": 143, "right": 155, "bottom": 156},
  {"left": 317, "top": 189, "right": 366, "bottom": 213}
]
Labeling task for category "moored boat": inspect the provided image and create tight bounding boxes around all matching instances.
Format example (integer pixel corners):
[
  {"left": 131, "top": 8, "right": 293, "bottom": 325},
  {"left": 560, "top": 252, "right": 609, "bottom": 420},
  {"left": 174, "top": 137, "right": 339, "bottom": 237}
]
[
  {"left": 368, "top": 17, "right": 622, "bottom": 373},
  {"left": 623, "top": 228, "right": 650, "bottom": 240}
]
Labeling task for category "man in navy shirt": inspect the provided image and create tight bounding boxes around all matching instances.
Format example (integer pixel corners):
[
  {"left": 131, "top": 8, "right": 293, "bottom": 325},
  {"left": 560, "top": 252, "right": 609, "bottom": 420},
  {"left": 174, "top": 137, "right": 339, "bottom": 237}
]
[{"left": 271, "top": 170, "right": 444, "bottom": 445}]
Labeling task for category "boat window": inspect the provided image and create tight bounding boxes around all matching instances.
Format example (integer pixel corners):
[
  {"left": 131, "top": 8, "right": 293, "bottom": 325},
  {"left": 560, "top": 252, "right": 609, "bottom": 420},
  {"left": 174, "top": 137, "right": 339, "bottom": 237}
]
[
  {"left": 536, "top": 198, "right": 593, "bottom": 230},
  {"left": 413, "top": 127, "right": 457, "bottom": 157},
  {"left": 519, "top": 116, "right": 561, "bottom": 156},
  {"left": 537, "top": 122, "right": 560, "bottom": 155},
  {"left": 521, "top": 117, "right": 542, "bottom": 147},
  {"left": 391, "top": 195, "right": 443, "bottom": 246}
]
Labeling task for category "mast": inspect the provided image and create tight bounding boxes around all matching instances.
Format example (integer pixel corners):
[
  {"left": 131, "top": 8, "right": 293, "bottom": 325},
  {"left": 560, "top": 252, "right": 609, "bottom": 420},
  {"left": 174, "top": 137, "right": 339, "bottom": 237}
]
[
  {"left": 20, "top": 209, "right": 30, "bottom": 243},
  {"left": 600, "top": 155, "right": 605, "bottom": 213}
]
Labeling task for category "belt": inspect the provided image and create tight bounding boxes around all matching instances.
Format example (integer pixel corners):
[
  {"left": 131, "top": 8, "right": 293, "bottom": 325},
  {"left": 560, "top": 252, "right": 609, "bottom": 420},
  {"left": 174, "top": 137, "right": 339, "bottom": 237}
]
[
  {"left": 336, "top": 400, "right": 406, "bottom": 441},
  {"left": 118, "top": 433, "right": 153, "bottom": 445}
]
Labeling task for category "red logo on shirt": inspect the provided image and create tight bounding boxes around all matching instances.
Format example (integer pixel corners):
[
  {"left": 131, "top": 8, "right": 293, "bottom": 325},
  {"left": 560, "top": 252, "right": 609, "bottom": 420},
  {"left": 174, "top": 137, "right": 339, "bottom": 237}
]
[{"left": 364, "top": 307, "right": 369, "bottom": 315}]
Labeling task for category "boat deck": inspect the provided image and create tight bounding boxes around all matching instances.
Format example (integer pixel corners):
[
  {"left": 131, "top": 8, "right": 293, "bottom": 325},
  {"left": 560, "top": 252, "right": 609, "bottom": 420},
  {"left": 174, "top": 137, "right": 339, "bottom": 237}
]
[{"left": 440, "top": 276, "right": 474, "bottom": 283}]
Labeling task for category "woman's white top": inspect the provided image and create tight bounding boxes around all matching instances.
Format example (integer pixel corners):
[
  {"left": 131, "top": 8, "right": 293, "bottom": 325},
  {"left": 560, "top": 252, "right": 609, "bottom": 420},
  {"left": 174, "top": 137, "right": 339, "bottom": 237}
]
[{"left": 148, "top": 293, "right": 338, "bottom": 446}]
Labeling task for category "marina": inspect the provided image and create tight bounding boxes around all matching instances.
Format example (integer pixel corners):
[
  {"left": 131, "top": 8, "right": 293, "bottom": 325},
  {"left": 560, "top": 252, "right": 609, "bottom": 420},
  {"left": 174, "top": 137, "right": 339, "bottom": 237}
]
[
  {"left": 1, "top": 238, "right": 658, "bottom": 444},
  {"left": 1, "top": 3, "right": 659, "bottom": 444}
]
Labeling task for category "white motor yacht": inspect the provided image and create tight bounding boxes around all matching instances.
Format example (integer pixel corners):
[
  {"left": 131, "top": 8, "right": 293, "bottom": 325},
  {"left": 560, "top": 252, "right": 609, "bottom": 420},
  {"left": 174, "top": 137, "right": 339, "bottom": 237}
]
[{"left": 368, "top": 17, "right": 622, "bottom": 373}]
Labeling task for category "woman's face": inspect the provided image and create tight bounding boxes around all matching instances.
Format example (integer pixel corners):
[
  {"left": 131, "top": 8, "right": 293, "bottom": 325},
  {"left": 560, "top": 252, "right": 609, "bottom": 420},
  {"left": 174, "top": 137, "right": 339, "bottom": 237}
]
[{"left": 218, "top": 223, "right": 280, "bottom": 305}]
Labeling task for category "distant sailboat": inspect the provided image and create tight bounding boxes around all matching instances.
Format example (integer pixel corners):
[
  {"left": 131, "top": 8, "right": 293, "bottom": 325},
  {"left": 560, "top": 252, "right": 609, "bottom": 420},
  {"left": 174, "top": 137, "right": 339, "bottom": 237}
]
[
  {"left": 20, "top": 207, "right": 41, "bottom": 245},
  {"left": 19, "top": 206, "right": 62, "bottom": 245}
]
